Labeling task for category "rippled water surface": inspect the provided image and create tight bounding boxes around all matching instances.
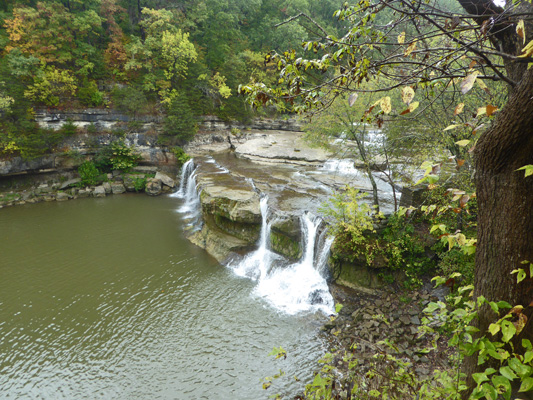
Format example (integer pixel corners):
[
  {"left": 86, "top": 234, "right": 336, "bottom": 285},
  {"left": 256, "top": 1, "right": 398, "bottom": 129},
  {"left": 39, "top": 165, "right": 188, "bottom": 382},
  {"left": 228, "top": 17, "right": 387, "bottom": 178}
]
[{"left": 0, "top": 195, "right": 326, "bottom": 399}]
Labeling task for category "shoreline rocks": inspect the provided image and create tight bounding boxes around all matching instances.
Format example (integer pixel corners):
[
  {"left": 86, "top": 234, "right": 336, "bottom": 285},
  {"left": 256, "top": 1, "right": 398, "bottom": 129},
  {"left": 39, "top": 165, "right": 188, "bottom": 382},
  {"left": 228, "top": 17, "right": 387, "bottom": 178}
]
[
  {"left": 320, "top": 281, "right": 451, "bottom": 398},
  {"left": 0, "top": 170, "right": 177, "bottom": 209}
]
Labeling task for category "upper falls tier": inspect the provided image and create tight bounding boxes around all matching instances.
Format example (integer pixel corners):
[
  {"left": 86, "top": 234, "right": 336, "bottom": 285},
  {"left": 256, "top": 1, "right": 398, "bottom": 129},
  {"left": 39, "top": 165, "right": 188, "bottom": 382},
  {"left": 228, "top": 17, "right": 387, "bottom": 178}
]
[{"left": 183, "top": 131, "right": 399, "bottom": 263}]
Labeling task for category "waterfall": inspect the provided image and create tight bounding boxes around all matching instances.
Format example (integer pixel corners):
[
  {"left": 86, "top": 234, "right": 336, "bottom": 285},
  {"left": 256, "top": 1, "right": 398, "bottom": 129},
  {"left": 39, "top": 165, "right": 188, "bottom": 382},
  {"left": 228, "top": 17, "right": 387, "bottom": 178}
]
[
  {"left": 172, "top": 159, "right": 202, "bottom": 227},
  {"left": 175, "top": 159, "right": 195, "bottom": 197},
  {"left": 228, "top": 198, "right": 335, "bottom": 315},
  {"left": 229, "top": 196, "right": 281, "bottom": 280}
]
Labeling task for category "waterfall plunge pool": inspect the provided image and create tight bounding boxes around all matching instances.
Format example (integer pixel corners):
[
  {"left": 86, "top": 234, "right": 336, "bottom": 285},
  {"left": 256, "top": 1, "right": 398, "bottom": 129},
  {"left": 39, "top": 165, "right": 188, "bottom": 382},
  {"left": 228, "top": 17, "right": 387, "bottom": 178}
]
[{"left": 0, "top": 194, "right": 328, "bottom": 399}]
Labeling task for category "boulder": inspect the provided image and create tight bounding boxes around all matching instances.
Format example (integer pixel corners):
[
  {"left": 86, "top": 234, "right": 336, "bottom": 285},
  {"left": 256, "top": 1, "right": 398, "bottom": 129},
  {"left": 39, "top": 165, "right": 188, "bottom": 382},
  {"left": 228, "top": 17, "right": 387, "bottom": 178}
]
[
  {"left": 111, "top": 183, "right": 126, "bottom": 194},
  {"left": 93, "top": 185, "right": 106, "bottom": 198},
  {"left": 132, "top": 165, "right": 158, "bottom": 174},
  {"left": 270, "top": 213, "right": 302, "bottom": 260},
  {"left": 78, "top": 189, "right": 92, "bottom": 197},
  {"left": 145, "top": 178, "right": 162, "bottom": 196},
  {"left": 56, "top": 192, "right": 69, "bottom": 201},
  {"left": 200, "top": 185, "right": 261, "bottom": 224},
  {"left": 188, "top": 223, "right": 251, "bottom": 263},
  {"left": 59, "top": 178, "right": 81, "bottom": 190},
  {"left": 155, "top": 171, "right": 175, "bottom": 187},
  {"left": 123, "top": 175, "right": 137, "bottom": 192},
  {"left": 102, "top": 181, "right": 112, "bottom": 194},
  {"left": 37, "top": 184, "right": 52, "bottom": 194}
]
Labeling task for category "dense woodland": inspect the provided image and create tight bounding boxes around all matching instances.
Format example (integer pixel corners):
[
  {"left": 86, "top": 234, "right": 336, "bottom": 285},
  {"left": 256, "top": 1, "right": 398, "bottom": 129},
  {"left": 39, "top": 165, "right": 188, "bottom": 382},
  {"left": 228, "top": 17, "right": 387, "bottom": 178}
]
[{"left": 0, "top": 0, "right": 345, "bottom": 157}]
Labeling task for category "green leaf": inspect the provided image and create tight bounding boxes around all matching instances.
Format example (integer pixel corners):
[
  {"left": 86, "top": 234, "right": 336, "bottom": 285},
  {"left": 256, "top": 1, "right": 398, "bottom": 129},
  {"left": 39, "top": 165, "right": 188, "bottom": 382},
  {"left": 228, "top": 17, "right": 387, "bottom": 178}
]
[
  {"left": 509, "top": 358, "right": 532, "bottom": 378},
  {"left": 491, "top": 375, "right": 512, "bottom": 400},
  {"left": 524, "top": 350, "right": 533, "bottom": 364},
  {"left": 481, "top": 382, "right": 498, "bottom": 400},
  {"left": 488, "top": 323, "right": 501, "bottom": 336},
  {"left": 516, "top": 164, "right": 533, "bottom": 178},
  {"left": 501, "top": 320, "right": 517, "bottom": 343},
  {"left": 523, "top": 339, "right": 533, "bottom": 351},
  {"left": 427, "top": 174, "right": 439, "bottom": 184},
  {"left": 500, "top": 366, "right": 518, "bottom": 381},
  {"left": 489, "top": 302, "right": 499, "bottom": 313},
  {"left": 473, "top": 372, "right": 489, "bottom": 385},
  {"left": 487, "top": 349, "right": 503, "bottom": 360},
  {"left": 496, "top": 301, "right": 512, "bottom": 309},
  {"left": 455, "top": 139, "right": 471, "bottom": 147},
  {"left": 311, "top": 374, "right": 328, "bottom": 388},
  {"left": 519, "top": 377, "right": 533, "bottom": 392}
]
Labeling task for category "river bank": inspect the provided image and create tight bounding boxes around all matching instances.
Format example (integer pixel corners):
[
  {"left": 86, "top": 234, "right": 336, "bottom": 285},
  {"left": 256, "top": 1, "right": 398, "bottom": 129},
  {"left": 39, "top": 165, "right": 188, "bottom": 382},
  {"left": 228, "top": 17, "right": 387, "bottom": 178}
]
[{"left": 0, "top": 166, "right": 178, "bottom": 208}]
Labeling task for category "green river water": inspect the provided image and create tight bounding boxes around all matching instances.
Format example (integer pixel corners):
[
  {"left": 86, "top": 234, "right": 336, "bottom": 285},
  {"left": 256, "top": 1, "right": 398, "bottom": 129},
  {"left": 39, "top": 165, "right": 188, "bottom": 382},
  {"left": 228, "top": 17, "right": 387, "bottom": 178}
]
[{"left": 0, "top": 194, "right": 326, "bottom": 399}]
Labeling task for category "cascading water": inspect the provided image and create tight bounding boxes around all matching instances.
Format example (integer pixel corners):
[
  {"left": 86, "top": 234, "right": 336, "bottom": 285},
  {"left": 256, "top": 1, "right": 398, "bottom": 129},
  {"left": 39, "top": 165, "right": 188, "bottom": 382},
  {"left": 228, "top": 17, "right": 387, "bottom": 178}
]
[
  {"left": 172, "top": 165, "right": 335, "bottom": 315},
  {"left": 229, "top": 196, "right": 281, "bottom": 280},
  {"left": 172, "top": 159, "right": 202, "bottom": 227},
  {"left": 175, "top": 159, "right": 195, "bottom": 197},
  {"left": 228, "top": 197, "right": 335, "bottom": 315}
]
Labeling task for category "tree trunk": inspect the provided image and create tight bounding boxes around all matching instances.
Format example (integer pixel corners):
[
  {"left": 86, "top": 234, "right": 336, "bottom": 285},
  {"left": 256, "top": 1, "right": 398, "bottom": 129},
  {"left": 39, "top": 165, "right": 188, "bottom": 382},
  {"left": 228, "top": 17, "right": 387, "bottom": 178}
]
[
  {"left": 464, "top": 63, "right": 533, "bottom": 398},
  {"left": 365, "top": 163, "right": 380, "bottom": 214}
]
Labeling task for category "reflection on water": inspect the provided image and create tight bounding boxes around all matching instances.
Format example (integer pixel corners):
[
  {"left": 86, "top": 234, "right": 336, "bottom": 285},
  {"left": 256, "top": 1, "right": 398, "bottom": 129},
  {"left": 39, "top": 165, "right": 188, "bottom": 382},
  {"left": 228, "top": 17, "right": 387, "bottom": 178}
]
[{"left": 0, "top": 195, "right": 326, "bottom": 399}]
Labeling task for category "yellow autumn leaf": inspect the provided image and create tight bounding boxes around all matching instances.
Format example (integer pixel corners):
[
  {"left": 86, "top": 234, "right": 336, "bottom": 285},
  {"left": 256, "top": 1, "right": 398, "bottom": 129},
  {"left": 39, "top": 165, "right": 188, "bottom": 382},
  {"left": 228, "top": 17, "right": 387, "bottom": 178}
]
[
  {"left": 477, "top": 78, "right": 490, "bottom": 95},
  {"left": 444, "top": 124, "right": 460, "bottom": 131},
  {"left": 519, "top": 40, "right": 533, "bottom": 58},
  {"left": 456, "top": 139, "right": 471, "bottom": 147},
  {"left": 517, "top": 20, "right": 526, "bottom": 45},
  {"left": 476, "top": 107, "right": 487, "bottom": 117},
  {"left": 399, "top": 101, "right": 419, "bottom": 115},
  {"left": 398, "top": 32, "right": 405, "bottom": 44},
  {"left": 454, "top": 103, "right": 464, "bottom": 115},
  {"left": 401, "top": 86, "right": 415, "bottom": 105},
  {"left": 380, "top": 96, "right": 392, "bottom": 114},
  {"left": 404, "top": 40, "right": 417, "bottom": 57},
  {"left": 461, "top": 71, "right": 480, "bottom": 94}
]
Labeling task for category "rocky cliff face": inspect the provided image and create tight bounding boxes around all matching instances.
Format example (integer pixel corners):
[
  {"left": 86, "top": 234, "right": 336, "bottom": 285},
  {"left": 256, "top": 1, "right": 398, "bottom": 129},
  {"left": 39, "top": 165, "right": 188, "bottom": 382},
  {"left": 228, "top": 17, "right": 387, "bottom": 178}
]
[{"left": 0, "top": 132, "right": 175, "bottom": 178}]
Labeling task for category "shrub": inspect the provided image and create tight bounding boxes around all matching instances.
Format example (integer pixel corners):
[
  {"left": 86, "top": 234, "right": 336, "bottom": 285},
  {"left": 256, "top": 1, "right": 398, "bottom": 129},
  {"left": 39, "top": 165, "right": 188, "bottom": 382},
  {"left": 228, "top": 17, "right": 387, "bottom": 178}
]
[
  {"left": 86, "top": 123, "right": 97, "bottom": 134},
  {"left": 161, "top": 93, "right": 197, "bottom": 144},
  {"left": 320, "top": 187, "right": 378, "bottom": 262},
  {"left": 108, "top": 139, "right": 141, "bottom": 171},
  {"left": 77, "top": 80, "right": 104, "bottom": 107},
  {"left": 436, "top": 247, "right": 475, "bottom": 284},
  {"left": 61, "top": 118, "right": 77, "bottom": 136},
  {"left": 322, "top": 188, "right": 436, "bottom": 288},
  {"left": 132, "top": 176, "right": 146, "bottom": 192},
  {"left": 78, "top": 161, "right": 102, "bottom": 186},
  {"left": 171, "top": 146, "right": 190, "bottom": 166},
  {"left": 111, "top": 85, "right": 147, "bottom": 118}
]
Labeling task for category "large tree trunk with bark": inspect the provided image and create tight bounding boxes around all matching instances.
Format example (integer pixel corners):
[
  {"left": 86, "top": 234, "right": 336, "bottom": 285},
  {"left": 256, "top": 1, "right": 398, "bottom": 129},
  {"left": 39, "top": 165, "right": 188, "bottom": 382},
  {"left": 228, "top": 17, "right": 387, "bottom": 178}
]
[{"left": 464, "top": 64, "right": 533, "bottom": 398}]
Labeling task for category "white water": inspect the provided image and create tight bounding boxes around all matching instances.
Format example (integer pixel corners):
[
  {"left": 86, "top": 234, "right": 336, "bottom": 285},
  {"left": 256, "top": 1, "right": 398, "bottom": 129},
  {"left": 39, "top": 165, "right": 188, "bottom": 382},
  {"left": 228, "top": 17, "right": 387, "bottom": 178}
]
[
  {"left": 229, "top": 197, "right": 335, "bottom": 315},
  {"left": 322, "top": 159, "right": 361, "bottom": 176},
  {"left": 230, "top": 197, "right": 281, "bottom": 280},
  {"left": 172, "top": 159, "right": 202, "bottom": 226}
]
